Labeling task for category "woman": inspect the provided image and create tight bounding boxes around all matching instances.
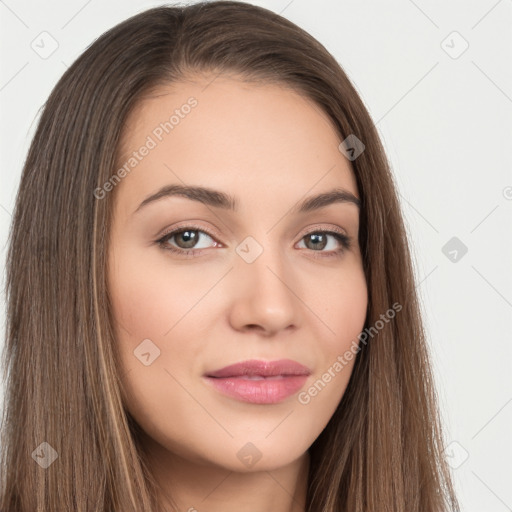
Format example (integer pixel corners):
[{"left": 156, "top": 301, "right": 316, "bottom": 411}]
[{"left": 0, "top": 2, "right": 459, "bottom": 511}]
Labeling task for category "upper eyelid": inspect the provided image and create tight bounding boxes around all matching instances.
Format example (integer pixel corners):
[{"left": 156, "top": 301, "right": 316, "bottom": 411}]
[
  {"left": 158, "top": 224, "right": 219, "bottom": 243},
  {"left": 158, "top": 223, "right": 348, "bottom": 239}
]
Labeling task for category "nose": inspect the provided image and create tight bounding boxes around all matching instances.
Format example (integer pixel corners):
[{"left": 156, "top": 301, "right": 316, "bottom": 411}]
[{"left": 227, "top": 244, "right": 301, "bottom": 336}]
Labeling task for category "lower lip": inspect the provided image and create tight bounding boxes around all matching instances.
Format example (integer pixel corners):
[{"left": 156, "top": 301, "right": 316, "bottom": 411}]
[{"left": 204, "top": 375, "right": 309, "bottom": 404}]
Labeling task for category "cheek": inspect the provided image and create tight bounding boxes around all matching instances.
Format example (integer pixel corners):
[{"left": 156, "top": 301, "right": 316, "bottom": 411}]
[
  {"left": 306, "top": 263, "right": 367, "bottom": 401},
  {"left": 107, "top": 241, "right": 234, "bottom": 386},
  {"left": 297, "top": 270, "right": 366, "bottom": 425},
  {"left": 108, "top": 248, "right": 208, "bottom": 342},
  {"left": 333, "top": 280, "right": 368, "bottom": 350},
  {"left": 313, "top": 262, "right": 368, "bottom": 352},
  {"left": 108, "top": 252, "right": 208, "bottom": 430}
]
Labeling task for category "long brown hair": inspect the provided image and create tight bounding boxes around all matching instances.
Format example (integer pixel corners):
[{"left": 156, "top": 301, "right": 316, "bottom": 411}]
[{"left": 1, "top": 2, "right": 459, "bottom": 510}]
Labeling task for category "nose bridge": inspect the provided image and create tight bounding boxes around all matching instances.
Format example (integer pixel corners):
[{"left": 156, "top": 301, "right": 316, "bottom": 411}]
[
  {"left": 228, "top": 232, "right": 300, "bottom": 332},
  {"left": 235, "top": 232, "right": 289, "bottom": 291}
]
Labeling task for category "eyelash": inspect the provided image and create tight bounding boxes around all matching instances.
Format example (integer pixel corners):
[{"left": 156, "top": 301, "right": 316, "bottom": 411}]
[{"left": 155, "top": 223, "right": 352, "bottom": 260}]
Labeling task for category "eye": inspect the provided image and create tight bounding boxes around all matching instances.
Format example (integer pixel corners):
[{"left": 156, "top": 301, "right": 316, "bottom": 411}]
[
  {"left": 297, "top": 230, "right": 351, "bottom": 259},
  {"left": 156, "top": 225, "right": 220, "bottom": 257},
  {"left": 155, "top": 225, "right": 352, "bottom": 259}
]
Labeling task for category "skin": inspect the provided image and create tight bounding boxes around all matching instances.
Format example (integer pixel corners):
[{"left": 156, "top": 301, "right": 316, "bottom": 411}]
[{"left": 107, "top": 73, "right": 368, "bottom": 512}]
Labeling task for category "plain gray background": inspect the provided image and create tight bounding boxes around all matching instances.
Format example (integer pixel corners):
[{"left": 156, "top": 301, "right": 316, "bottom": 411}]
[{"left": 1, "top": 1, "right": 511, "bottom": 510}]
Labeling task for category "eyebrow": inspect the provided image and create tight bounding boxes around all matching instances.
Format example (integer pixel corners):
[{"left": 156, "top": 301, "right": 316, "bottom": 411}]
[{"left": 132, "top": 184, "right": 361, "bottom": 215}]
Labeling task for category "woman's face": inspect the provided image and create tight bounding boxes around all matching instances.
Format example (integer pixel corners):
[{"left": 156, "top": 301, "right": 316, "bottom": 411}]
[{"left": 107, "top": 74, "right": 368, "bottom": 473}]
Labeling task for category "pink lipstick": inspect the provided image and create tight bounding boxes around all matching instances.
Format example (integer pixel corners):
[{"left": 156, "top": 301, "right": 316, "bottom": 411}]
[{"left": 204, "top": 359, "right": 311, "bottom": 404}]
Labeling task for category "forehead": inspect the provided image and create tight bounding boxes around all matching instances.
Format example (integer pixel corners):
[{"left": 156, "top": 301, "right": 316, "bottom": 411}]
[{"left": 113, "top": 74, "right": 359, "bottom": 212}]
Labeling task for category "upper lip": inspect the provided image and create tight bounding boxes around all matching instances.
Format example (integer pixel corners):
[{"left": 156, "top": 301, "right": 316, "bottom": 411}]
[{"left": 205, "top": 359, "right": 311, "bottom": 378}]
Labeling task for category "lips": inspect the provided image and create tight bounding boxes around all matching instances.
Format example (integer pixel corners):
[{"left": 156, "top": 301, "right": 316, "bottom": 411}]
[
  {"left": 204, "top": 359, "right": 311, "bottom": 404},
  {"left": 205, "top": 359, "right": 311, "bottom": 378}
]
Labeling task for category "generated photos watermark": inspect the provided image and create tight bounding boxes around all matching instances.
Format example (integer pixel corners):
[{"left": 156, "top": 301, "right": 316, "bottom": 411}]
[
  {"left": 298, "top": 301, "right": 402, "bottom": 405},
  {"left": 93, "top": 96, "right": 198, "bottom": 200}
]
